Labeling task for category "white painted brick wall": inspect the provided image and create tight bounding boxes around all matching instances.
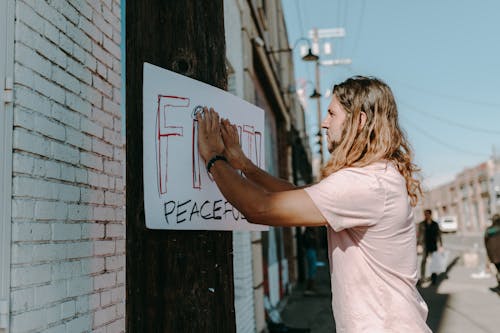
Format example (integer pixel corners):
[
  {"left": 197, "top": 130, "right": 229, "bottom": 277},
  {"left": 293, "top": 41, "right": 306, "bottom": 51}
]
[
  {"left": 9, "top": 0, "right": 124, "bottom": 332},
  {"left": 224, "top": 1, "right": 258, "bottom": 327},
  {"left": 233, "top": 231, "right": 256, "bottom": 333}
]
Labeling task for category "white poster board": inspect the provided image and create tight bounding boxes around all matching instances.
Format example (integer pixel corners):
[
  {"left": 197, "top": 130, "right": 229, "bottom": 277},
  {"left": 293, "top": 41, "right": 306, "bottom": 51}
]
[{"left": 143, "top": 63, "right": 268, "bottom": 231}]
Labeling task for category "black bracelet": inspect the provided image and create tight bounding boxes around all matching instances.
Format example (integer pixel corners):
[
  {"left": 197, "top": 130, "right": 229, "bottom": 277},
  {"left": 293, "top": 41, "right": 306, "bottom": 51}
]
[{"left": 206, "top": 155, "right": 228, "bottom": 173}]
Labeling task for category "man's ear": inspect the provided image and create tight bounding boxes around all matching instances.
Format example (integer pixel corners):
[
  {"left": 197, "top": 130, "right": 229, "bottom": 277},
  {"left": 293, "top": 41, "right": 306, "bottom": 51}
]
[{"left": 358, "top": 111, "right": 367, "bottom": 132}]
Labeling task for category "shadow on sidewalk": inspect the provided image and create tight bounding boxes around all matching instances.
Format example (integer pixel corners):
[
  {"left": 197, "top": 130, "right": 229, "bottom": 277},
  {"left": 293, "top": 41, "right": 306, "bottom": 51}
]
[
  {"left": 279, "top": 255, "right": 464, "bottom": 332},
  {"left": 417, "top": 255, "right": 460, "bottom": 332},
  {"left": 278, "top": 260, "right": 335, "bottom": 333}
]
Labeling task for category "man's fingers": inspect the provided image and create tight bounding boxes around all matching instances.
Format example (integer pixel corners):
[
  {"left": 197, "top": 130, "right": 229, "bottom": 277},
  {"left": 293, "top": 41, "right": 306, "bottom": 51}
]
[
  {"left": 230, "top": 125, "right": 239, "bottom": 142},
  {"left": 221, "top": 124, "right": 230, "bottom": 140},
  {"left": 221, "top": 122, "right": 237, "bottom": 144},
  {"left": 209, "top": 107, "right": 219, "bottom": 131},
  {"left": 221, "top": 122, "right": 230, "bottom": 134},
  {"left": 200, "top": 106, "right": 219, "bottom": 134},
  {"left": 196, "top": 112, "right": 206, "bottom": 137},
  {"left": 201, "top": 107, "right": 210, "bottom": 133},
  {"left": 199, "top": 112, "right": 239, "bottom": 146},
  {"left": 221, "top": 120, "right": 231, "bottom": 133}
]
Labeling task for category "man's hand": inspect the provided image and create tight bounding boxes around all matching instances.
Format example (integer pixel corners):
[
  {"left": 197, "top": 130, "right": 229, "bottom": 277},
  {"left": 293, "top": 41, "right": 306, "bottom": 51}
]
[
  {"left": 196, "top": 107, "right": 224, "bottom": 162},
  {"left": 220, "top": 119, "right": 251, "bottom": 171}
]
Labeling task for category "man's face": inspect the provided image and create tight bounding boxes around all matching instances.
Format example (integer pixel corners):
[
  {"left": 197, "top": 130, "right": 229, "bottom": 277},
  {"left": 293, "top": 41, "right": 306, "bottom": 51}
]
[
  {"left": 322, "top": 95, "right": 348, "bottom": 153},
  {"left": 424, "top": 211, "right": 432, "bottom": 220}
]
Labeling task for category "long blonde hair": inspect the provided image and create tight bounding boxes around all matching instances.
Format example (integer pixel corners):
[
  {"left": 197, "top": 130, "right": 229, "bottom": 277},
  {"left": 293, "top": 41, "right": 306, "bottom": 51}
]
[{"left": 321, "top": 76, "right": 422, "bottom": 206}]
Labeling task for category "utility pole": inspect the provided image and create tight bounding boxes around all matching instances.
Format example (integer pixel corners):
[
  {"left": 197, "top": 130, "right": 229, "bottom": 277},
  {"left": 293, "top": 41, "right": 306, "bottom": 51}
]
[
  {"left": 126, "top": 1, "right": 236, "bottom": 332},
  {"left": 312, "top": 28, "right": 323, "bottom": 166}
]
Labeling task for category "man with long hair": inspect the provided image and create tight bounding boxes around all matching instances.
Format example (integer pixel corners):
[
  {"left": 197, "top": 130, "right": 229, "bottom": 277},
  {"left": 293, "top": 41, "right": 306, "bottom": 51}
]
[{"left": 197, "top": 76, "right": 431, "bottom": 332}]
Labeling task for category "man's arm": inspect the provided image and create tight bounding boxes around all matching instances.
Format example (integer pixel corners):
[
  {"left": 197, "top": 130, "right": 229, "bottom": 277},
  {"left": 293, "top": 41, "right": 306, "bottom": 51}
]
[
  {"left": 437, "top": 223, "right": 443, "bottom": 247},
  {"left": 416, "top": 222, "right": 424, "bottom": 246},
  {"left": 240, "top": 158, "right": 299, "bottom": 191},
  {"left": 197, "top": 109, "right": 326, "bottom": 227},
  {"left": 209, "top": 159, "right": 327, "bottom": 227}
]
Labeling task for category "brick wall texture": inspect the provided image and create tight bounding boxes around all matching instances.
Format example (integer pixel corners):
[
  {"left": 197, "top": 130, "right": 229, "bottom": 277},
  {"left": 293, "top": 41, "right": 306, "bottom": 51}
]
[
  {"left": 233, "top": 231, "right": 256, "bottom": 333},
  {"left": 10, "top": 0, "right": 125, "bottom": 332}
]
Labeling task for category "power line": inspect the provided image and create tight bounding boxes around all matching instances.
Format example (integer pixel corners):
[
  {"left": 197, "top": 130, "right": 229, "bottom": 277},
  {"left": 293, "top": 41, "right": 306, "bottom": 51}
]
[
  {"left": 294, "top": 0, "right": 304, "bottom": 36},
  {"left": 294, "top": 0, "right": 311, "bottom": 79},
  {"left": 338, "top": 0, "right": 349, "bottom": 57},
  {"left": 400, "top": 115, "right": 488, "bottom": 157},
  {"left": 399, "top": 100, "right": 500, "bottom": 135},
  {"left": 345, "top": 65, "right": 500, "bottom": 109},
  {"left": 301, "top": 0, "right": 310, "bottom": 33},
  {"left": 342, "top": 0, "right": 349, "bottom": 31},
  {"left": 393, "top": 79, "right": 500, "bottom": 110},
  {"left": 349, "top": 0, "right": 366, "bottom": 59},
  {"left": 336, "top": 0, "right": 342, "bottom": 30}
]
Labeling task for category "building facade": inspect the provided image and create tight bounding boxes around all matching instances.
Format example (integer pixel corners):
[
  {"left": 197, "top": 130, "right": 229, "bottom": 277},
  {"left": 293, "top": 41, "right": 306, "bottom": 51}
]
[
  {"left": 418, "top": 158, "right": 500, "bottom": 233},
  {"left": 224, "top": 0, "right": 312, "bottom": 332}
]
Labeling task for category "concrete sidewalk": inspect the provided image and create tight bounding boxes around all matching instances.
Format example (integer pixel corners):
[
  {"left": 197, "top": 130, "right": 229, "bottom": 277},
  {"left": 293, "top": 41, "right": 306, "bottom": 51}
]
[
  {"left": 417, "top": 261, "right": 500, "bottom": 332},
  {"left": 417, "top": 246, "right": 500, "bottom": 333},
  {"left": 280, "top": 262, "right": 335, "bottom": 332},
  {"left": 280, "top": 250, "right": 500, "bottom": 332}
]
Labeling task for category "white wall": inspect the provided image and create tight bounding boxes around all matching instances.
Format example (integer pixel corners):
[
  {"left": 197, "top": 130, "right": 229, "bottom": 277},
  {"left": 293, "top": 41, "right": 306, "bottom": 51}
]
[
  {"left": 8, "top": 1, "right": 125, "bottom": 332},
  {"left": 224, "top": 1, "right": 257, "bottom": 332},
  {"left": 232, "top": 231, "right": 256, "bottom": 333},
  {"left": 0, "top": 0, "right": 15, "bottom": 331}
]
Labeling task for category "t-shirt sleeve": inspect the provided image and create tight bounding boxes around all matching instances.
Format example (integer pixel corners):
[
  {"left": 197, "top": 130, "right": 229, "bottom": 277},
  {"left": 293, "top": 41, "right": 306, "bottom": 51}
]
[{"left": 304, "top": 169, "right": 385, "bottom": 232}]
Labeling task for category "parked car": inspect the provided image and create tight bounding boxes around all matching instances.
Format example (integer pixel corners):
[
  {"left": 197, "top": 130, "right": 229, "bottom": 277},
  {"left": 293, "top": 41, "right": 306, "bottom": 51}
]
[{"left": 439, "top": 215, "right": 458, "bottom": 233}]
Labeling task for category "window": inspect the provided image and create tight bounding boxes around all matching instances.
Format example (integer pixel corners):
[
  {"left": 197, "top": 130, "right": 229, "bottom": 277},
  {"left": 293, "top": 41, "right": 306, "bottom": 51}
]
[{"left": 460, "top": 184, "right": 467, "bottom": 198}]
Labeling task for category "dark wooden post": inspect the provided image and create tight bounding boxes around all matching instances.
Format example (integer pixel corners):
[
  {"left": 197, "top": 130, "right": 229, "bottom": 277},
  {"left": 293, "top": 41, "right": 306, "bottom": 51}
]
[{"left": 126, "top": 1, "right": 236, "bottom": 332}]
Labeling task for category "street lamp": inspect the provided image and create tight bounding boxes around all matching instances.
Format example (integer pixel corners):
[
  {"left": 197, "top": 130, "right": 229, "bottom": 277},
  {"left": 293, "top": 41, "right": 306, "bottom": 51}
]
[
  {"left": 301, "top": 48, "right": 319, "bottom": 62},
  {"left": 314, "top": 131, "right": 322, "bottom": 154},
  {"left": 311, "top": 29, "right": 324, "bottom": 167},
  {"left": 309, "top": 88, "right": 321, "bottom": 99},
  {"left": 268, "top": 37, "right": 318, "bottom": 62},
  {"left": 296, "top": 80, "right": 321, "bottom": 99}
]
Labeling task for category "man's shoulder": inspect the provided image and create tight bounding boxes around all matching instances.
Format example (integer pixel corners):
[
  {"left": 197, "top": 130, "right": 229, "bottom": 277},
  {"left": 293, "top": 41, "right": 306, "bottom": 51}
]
[
  {"left": 340, "top": 161, "right": 392, "bottom": 174},
  {"left": 324, "top": 166, "right": 378, "bottom": 185},
  {"left": 430, "top": 221, "right": 441, "bottom": 230},
  {"left": 417, "top": 221, "right": 426, "bottom": 231},
  {"left": 486, "top": 225, "right": 500, "bottom": 237}
]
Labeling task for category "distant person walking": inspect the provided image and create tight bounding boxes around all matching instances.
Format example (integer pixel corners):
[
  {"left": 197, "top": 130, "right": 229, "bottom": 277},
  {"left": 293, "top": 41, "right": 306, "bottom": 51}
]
[
  {"left": 417, "top": 209, "right": 443, "bottom": 284},
  {"left": 303, "top": 227, "right": 318, "bottom": 295},
  {"left": 485, "top": 214, "right": 500, "bottom": 293}
]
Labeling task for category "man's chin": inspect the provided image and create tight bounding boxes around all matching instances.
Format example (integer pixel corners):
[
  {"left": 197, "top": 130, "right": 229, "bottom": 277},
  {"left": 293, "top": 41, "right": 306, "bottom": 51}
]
[{"left": 327, "top": 142, "right": 338, "bottom": 154}]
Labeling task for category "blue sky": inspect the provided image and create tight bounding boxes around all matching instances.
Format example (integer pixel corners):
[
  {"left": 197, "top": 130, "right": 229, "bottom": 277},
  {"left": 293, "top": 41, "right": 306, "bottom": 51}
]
[{"left": 282, "top": 0, "right": 500, "bottom": 189}]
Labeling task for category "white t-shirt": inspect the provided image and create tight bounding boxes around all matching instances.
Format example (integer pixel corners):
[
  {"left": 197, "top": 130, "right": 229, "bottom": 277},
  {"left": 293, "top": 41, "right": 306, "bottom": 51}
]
[{"left": 304, "top": 161, "right": 430, "bottom": 333}]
